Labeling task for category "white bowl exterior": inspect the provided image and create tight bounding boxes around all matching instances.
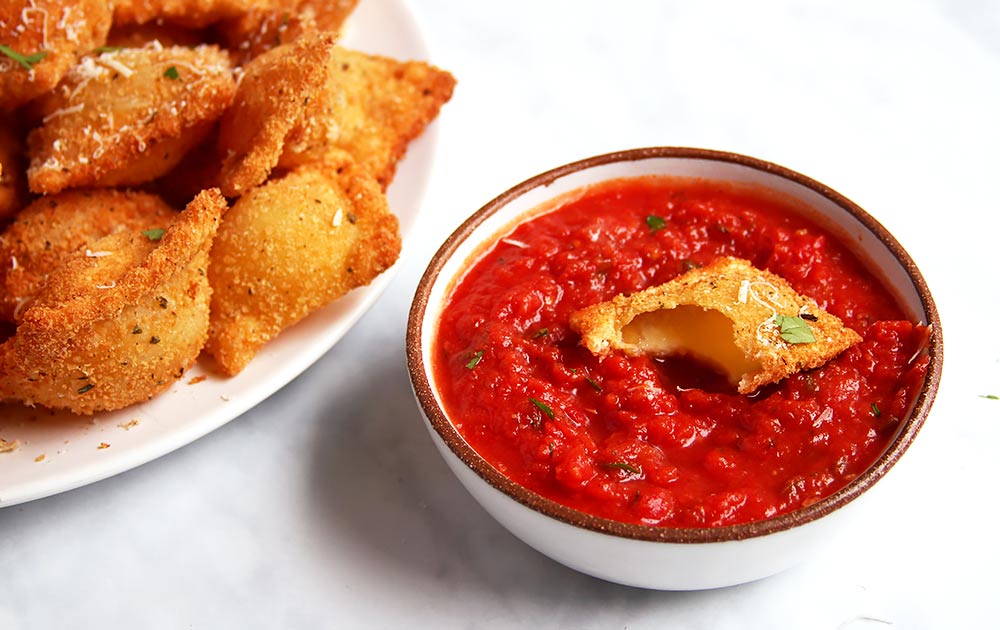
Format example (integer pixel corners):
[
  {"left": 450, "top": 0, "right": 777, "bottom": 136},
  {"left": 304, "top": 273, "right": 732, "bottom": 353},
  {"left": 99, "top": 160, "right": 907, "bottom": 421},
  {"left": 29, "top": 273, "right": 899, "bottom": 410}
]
[
  {"left": 418, "top": 153, "right": 929, "bottom": 589},
  {"left": 421, "top": 408, "right": 852, "bottom": 590}
]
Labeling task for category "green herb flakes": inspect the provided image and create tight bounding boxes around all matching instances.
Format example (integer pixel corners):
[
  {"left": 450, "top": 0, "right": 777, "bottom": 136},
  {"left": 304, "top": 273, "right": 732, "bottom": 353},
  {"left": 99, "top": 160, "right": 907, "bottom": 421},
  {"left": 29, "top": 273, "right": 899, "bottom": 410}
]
[
  {"left": 774, "top": 314, "right": 816, "bottom": 344},
  {"left": 532, "top": 328, "right": 549, "bottom": 339},
  {"left": 465, "top": 350, "right": 483, "bottom": 370},
  {"left": 645, "top": 215, "right": 666, "bottom": 232},
  {"left": 528, "top": 397, "right": 555, "bottom": 420},
  {"left": 585, "top": 376, "right": 603, "bottom": 392},
  {"left": 163, "top": 65, "right": 180, "bottom": 80},
  {"left": 142, "top": 228, "right": 166, "bottom": 241},
  {"left": 981, "top": 394, "right": 999, "bottom": 401},
  {"left": 604, "top": 461, "right": 641, "bottom": 475},
  {"left": 93, "top": 46, "right": 124, "bottom": 54},
  {"left": 78, "top": 383, "right": 94, "bottom": 394},
  {"left": 0, "top": 45, "right": 47, "bottom": 71},
  {"left": 871, "top": 403, "right": 881, "bottom": 417}
]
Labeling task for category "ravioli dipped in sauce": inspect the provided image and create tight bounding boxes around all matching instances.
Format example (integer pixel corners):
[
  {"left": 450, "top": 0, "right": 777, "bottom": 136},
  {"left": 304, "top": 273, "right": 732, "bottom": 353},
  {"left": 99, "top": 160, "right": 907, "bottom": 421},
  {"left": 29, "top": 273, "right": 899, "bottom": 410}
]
[{"left": 570, "top": 256, "right": 862, "bottom": 394}]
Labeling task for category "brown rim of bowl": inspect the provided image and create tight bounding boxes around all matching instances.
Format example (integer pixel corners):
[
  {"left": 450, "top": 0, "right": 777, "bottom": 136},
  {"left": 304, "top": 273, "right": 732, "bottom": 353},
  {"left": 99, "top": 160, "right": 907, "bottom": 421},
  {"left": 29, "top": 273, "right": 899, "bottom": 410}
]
[{"left": 406, "top": 146, "right": 943, "bottom": 544}]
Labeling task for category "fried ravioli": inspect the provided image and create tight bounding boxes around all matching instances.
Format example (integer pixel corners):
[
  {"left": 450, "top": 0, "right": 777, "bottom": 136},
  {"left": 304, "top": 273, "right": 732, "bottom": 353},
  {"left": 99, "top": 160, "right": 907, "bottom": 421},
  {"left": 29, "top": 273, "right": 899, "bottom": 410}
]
[
  {"left": 216, "top": 0, "right": 357, "bottom": 65},
  {"left": 0, "top": 188, "right": 225, "bottom": 415},
  {"left": 0, "top": 188, "right": 177, "bottom": 322},
  {"left": 111, "top": 0, "right": 274, "bottom": 29},
  {"left": 206, "top": 157, "right": 400, "bottom": 375},
  {"left": 278, "top": 46, "right": 456, "bottom": 189},
  {"left": 0, "top": 0, "right": 113, "bottom": 111},
  {"left": 216, "top": 31, "right": 336, "bottom": 197},
  {"left": 570, "top": 257, "right": 862, "bottom": 394},
  {"left": 27, "top": 44, "right": 235, "bottom": 194}
]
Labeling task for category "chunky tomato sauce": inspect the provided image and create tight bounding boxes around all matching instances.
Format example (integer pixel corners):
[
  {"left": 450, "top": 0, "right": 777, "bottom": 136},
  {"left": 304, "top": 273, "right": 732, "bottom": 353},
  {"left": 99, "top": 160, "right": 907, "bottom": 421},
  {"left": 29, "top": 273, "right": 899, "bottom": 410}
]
[{"left": 433, "top": 177, "right": 928, "bottom": 528}]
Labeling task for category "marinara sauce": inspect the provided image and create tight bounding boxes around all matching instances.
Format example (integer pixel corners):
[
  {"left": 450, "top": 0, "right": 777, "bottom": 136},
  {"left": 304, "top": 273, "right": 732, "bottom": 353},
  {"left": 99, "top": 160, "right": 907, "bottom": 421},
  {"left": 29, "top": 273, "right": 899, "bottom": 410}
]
[{"left": 432, "top": 177, "right": 929, "bottom": 528}]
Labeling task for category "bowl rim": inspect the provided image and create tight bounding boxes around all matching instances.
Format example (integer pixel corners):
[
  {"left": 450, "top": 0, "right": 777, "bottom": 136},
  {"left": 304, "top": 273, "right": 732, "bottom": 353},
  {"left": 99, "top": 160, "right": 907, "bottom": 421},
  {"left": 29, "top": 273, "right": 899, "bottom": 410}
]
[{"left": 406, "top": 146, "right": 943, "bottom": 544}]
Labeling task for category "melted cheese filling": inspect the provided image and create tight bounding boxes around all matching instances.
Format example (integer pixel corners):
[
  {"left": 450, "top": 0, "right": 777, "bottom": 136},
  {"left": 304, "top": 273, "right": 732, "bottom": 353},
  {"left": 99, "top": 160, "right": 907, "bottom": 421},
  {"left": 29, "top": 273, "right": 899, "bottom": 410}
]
[{"left": 621, "top": 305, "right": 761, "bottom": 385}]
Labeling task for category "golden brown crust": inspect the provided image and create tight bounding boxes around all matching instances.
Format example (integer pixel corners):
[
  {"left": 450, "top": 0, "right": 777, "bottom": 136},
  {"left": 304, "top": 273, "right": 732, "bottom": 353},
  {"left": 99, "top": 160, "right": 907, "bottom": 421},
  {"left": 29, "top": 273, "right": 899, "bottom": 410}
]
[
  {"left": 111, "top": 0, "right": 274, "bottom": 29},
  {"left": 278, "top": 46, "right": 456, "bottom": 189},
  {"left": 570, "top": 257, "right": 862, "bottom": 394},
  {"left": 215, "top": 0, "right": 357, "bottom": 65},
  {"left": 0, "top": 0, "right": 113, "bottom": 111},
  {"left": 26, "top": 44, "right": 235, "bottom": 194},
  {"left": 0, "top": 188, "right": 226, "bottom": 414},
  {"left": 0, "top": 188, "right": 177, "bottom": 322},
  {"left": 206, "top": 157, "right": 400, "bottom": 375},
  {"left": 216, "top": 31, "right": 337, "bottom": 197}
]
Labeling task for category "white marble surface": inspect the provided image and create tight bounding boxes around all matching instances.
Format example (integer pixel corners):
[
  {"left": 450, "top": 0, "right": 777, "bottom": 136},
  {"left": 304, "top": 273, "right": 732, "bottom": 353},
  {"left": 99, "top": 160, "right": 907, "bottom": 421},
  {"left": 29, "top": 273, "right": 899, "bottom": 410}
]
[{"left": 2, "top": 0, "right": 999, "bottom": 627}]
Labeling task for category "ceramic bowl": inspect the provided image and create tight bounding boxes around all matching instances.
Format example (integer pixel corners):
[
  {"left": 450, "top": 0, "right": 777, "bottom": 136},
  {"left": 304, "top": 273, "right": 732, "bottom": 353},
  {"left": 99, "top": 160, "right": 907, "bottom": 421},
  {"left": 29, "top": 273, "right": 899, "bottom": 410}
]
[{"left": 406, "top": 147, "right": 943, "bottom": 590}]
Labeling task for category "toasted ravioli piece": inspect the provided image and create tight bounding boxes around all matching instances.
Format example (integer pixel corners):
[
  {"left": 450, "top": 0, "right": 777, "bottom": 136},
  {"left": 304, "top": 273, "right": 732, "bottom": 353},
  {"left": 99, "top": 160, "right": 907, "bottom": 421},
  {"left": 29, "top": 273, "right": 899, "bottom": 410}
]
[
  {"left": 570, "top": 257, "right": 862, "bottom": 394},
  {"left": 111, "top": 0, "right": 273, "bottom": 29},
  {"left": 0, "top": 117, "right": 28, "bottom": 222},
  {"left": 0, "top": 188, "right": 225, "bottom": 414},
  {"left": 216, "top": 32, "right": 336, "bottom": 197},
  {"left": 278, "top": 47, "right": 456, "bottom": 189},
  {"left": 206, "top": 158, "right": 401, "bottom": 375},
  {"left": 0, "top": 189, "right": 177, "bottom": 322},
  {"left": 216, "top": 0, "right": 357, "bottom": 65},
  {"left": 26, "top": 44, "right": 235, "bottom": 194},
  {"left": 0, "top": 0, "right": 113, "bottom": 111}
]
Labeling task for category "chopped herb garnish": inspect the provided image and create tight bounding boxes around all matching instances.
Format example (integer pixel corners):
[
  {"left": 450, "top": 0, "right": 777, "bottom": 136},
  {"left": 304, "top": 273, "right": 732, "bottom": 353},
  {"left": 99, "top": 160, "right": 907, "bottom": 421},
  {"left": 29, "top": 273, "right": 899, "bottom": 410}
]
[
  {"left": 981, "top": 394, "right": 999, "bottom": 400},
  {"left": 585, "top": 376, "right": 603, "bottom": 392},
  {"left": 532, "top": 328, "right": 549, "bottom": 339},
  {"left": 528, "top": 397, "right": 555, "bottom": 420},
  {"left": 78, "top": 383, "right": 94, "bottom": 394},
  {"left": 800, "top": 313, "right": 819, "bottom": 322},
  {"left": 871, "top": 403, "right": 881, "bottom": 417},
  {"left": 132, "top": 325, "right": 142, "bottom": 334},
  {"left": 157, "top": 296, "right": 168, "bottom": 309},
  {"left": 163, "top": 65, "right": 180, "bottom": 80},
  {"left": 150, "top": 336, "right": 161, "bottom": 344},
  {"left": 0, "top": 44, "right": 47, "bottom": 71},
  {"left": 465, "top": 350, "right": 483, "bottom": 370},
  {"left": 774, "top": 314, "right": 816, "bottom": 344},
  {"left": 93, "top": 45, "right": 124, "bottom": 54},
  {"left": 604, "top": 461, "right": 641, "bottom": 475},
  {"left": 142, "top": 228, "right": 165, "bottom": 241},
  {"left": 645, "top": 215, "right": 666, "bottom": 232},
  {"left": 547, "top": 442, "right": 555, "bottom": 457}
]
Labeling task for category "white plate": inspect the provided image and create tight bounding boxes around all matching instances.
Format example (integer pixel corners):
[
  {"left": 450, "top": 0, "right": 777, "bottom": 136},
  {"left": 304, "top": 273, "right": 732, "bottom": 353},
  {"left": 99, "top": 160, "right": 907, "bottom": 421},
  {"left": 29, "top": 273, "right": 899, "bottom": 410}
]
[{"left": 0, "top": 0, "right": 437, "bottom": 506}]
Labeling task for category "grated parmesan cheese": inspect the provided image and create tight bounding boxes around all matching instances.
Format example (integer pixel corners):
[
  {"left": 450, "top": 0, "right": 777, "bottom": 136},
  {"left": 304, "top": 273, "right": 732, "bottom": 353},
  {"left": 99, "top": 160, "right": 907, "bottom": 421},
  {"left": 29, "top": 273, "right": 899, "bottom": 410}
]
[{"left": 96, "top": 55, "right": 135, "bottom": 78}]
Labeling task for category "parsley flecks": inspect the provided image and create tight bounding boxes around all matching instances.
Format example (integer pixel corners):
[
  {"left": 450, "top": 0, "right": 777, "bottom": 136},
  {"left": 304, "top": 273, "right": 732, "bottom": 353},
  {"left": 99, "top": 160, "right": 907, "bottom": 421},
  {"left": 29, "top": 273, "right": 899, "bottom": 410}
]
[
  {"left": 871, "top": 403, "right": 881, "bottom": 417},
  {"left": 585, "top": 376, "right": 603, "bottom": 392},
  {"left": 645, "top": 215, "right": 666, "bottom": 232},
  {"left": 532, "top": 328, "right": 549, "bottom": 339},
  {"left": 164, "top": 65, "right": 180, "bottom": 80},
  {"left": 774, "top": 314, "right": 816, "bottom": 344},
  {"left": 981, "top": 394, "right": 999, "bottom": 401},
  {"left": 604, "top": 461, "right": 641, "bottom": 475},
  {"left": 528, "top": 397, "right": 555, "bottom": 420},
  {"left": 93, "top": 46, "right": 124, "bottom": 54},
  {"left": 0, "top": 44, "right": 47, "bottom": 70},
  {"left": 77, "top": 383, "right": 94, "bottom": 394},
  {"left": 465, "top": 350, "right": 483, "bottom": 370},
  {"left": 142, "top": 228, "right": 166, "bottom": 241}
]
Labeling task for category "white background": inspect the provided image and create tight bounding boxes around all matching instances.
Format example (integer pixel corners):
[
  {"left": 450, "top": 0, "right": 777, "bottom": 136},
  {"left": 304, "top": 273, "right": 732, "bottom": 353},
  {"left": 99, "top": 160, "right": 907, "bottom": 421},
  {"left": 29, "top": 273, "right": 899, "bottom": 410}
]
[{"left": 2, "top": 0, "right": 999, "bottom": 627}]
